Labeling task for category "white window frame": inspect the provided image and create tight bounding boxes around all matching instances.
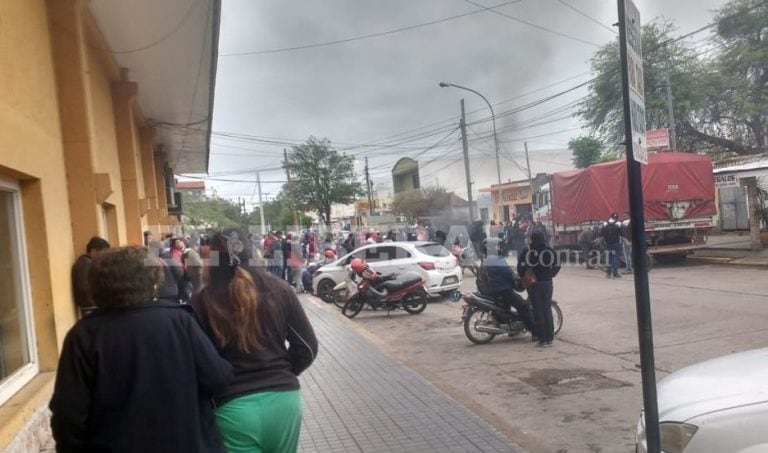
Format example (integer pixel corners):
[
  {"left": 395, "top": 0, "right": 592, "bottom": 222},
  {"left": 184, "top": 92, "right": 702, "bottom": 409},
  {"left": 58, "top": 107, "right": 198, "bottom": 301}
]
[{"left": 0, "top": 175, "right": 39, "bottom": 406}]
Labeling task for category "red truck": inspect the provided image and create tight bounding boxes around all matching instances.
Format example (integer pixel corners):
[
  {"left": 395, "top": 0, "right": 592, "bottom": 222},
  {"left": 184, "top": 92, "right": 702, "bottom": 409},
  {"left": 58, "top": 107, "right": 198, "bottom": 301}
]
[{"left": 544, "top": 152, "right": 717, "bottom": 261}]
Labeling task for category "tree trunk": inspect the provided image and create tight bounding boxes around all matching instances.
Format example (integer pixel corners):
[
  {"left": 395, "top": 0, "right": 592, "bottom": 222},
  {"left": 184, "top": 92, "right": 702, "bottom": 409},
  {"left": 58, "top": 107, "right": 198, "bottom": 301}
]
[{"left": 680, "top": 121, "right": 750, "bottom": 155}]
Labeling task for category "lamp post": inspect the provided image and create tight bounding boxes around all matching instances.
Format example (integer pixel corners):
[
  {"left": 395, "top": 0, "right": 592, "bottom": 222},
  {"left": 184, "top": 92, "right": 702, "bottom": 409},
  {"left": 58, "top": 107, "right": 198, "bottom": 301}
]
[
  {"left": 439, "top": 82, "right": 501, "bottom": 185},
  {"left": 440, "top": 82, "right": 502, "bottom": 221}
]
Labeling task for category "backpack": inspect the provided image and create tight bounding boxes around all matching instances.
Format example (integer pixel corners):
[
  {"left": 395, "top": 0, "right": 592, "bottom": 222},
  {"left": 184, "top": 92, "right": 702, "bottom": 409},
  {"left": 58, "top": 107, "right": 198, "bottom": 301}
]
[
  {"left": 475, "top": 263, "right": 491, "bottom": 294},
  {"left": 603, "top": 223, "right": 621, "bottom": 245}
]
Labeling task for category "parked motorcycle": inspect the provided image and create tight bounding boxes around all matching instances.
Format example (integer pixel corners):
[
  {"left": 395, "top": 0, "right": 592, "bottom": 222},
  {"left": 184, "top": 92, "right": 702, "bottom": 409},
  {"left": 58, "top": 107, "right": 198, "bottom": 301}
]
[
  {"left": 341, "top": 258, "right": 428, "bottom": 319},
  {"left": 461, "top": 292, "right": 563, "bottom": 344},
  {"left": 331, "top": 269, "right": 359, "bottom": 309}
]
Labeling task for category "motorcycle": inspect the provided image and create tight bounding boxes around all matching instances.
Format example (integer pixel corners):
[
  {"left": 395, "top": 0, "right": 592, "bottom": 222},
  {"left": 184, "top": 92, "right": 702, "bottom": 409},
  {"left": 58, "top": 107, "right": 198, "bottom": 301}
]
[
  {"left": 461, "top": 292, "right": 563, "bottom": 344},
  {"left": 341, "top": 265, "right": 428, "bottom": 319},
  {"left": 331, "top": 269, "right": 359, "bottom": 309}
]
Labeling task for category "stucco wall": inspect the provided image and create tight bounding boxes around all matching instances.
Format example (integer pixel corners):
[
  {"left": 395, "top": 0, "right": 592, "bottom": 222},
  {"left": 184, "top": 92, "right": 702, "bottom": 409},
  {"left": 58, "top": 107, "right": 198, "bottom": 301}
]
[{"left": 86, "top": 47, "right": 128, "bottom": 245}]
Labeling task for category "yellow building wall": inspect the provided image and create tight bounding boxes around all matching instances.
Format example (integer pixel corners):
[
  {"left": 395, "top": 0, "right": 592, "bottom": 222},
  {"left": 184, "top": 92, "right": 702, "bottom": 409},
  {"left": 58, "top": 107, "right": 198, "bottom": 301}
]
[
  {"left": 0, "top": 1, "right": 176, "bottom": 450},
  {"left": 85, "top": 46, "right": 128, "bottom": 245},
  {"left": 0, "top": 0, "right": 77, "bottom": 448}
]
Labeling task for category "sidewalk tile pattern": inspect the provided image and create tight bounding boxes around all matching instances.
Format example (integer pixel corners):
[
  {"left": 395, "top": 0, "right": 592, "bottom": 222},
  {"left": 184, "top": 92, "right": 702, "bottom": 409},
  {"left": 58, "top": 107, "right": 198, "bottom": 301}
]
[{"left": 297, "top": 297, "right": 523, "bottom": 453}]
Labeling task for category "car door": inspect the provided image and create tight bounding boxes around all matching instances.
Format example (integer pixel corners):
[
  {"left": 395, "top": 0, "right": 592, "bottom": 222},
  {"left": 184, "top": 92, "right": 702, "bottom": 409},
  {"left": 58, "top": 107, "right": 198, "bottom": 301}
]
[{"left": 369, "top": 245, "right": 415, "bottom": 277}]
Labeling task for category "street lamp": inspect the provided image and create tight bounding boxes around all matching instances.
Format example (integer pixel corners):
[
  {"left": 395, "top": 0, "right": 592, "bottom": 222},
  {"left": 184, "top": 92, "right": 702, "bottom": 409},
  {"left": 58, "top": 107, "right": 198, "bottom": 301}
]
[{"left": 438, "top": 82, "right": 501, "bottom": 185}]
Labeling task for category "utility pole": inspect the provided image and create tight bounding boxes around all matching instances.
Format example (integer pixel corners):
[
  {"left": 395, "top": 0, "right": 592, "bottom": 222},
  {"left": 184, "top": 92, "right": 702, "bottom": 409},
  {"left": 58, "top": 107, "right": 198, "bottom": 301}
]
[
  {"left": 459, "top": 99, "right": 475, "bottom": 219},
  {"left": 664, "top": 46, "right": 677, "bottom": 151},
  {"left": 283, "top": 148, "right": 299, "bottom": 227},
  {"left": 365, "top": 156, "right": 374, "bottom": 216},
  {"left": 257, "top": 172, "right": 265, "bottom": 235},
  {"left": 524, "top": 142, "right": 534, "bottom": 215}
]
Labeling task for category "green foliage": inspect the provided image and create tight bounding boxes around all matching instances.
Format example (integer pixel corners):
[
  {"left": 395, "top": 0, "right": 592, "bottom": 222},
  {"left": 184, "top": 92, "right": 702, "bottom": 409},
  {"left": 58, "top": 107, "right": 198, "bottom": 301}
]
[
  {"left": 390, "top": 186, "right": 451, "bottom": 222},
  {"left": 578, "top": 0, "right": 768, "bottom": 156},
  {"left": 568, "top": 136, "right": 605, "bottom": 168},
  {"left": 577, "top": 23, "right": 704, "bottom": 150},
  {"left": 284, "top": 137, "right": 364, "bottom": 225},
  {"left": 181, "top": 193, "right": 244, "bottom": 231},
  {"left": 249, "top": 192, "right": 313, "bottom": 232}
]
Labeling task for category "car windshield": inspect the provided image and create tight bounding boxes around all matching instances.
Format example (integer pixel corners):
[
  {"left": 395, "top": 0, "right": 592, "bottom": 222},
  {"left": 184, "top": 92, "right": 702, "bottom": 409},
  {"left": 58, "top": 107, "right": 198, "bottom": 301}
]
[{"left": 416, "top": 244, "right": 450, "bottom": 257}]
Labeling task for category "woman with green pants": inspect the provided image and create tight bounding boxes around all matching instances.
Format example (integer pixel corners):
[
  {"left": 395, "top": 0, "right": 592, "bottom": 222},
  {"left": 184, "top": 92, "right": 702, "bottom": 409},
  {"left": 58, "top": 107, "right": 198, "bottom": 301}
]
[{"left": 192, "top": 229, "right": 318, "bottom": 452}]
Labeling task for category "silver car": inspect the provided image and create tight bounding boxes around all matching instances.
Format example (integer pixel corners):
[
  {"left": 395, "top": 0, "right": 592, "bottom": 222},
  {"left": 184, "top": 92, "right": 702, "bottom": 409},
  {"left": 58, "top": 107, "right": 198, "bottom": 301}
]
[
  {"left": 635, "top": 347, "right": 768, "bottom": 453},
  {"left": 312, "top": 241, "right": 462, "bottom": 303}
]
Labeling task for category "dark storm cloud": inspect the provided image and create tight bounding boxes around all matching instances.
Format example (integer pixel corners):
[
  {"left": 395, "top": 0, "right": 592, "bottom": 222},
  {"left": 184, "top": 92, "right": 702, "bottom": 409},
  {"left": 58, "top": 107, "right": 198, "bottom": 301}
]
[{"left": 205, "top": 0, "right": 729, "bottom": 204}]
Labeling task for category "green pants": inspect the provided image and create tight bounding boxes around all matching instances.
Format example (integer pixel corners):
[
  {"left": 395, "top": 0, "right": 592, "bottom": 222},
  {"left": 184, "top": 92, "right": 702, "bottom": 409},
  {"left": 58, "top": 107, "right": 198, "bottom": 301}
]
[{"left": 215, "top": 390, "right": 302, "bottom": 453}]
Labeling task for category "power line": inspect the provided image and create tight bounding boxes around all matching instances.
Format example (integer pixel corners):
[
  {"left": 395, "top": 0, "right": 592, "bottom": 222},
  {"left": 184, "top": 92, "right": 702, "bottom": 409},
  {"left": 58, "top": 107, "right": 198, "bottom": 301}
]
[
  {"left": 556, "top": 0, "right": 616, "bottom": 34},
  {"left": 220, "top": 0, "right": 522, "bottom": 57},
  {"left": 464, "top": 0, "right": 603, "bottom": 48}
]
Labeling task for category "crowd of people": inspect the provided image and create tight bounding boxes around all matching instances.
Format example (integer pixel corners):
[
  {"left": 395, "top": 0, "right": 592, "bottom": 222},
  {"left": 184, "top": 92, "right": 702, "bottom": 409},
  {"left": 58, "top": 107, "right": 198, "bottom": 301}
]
[{"left": 58, "top": 229, "right": 319, "bottom": 452}]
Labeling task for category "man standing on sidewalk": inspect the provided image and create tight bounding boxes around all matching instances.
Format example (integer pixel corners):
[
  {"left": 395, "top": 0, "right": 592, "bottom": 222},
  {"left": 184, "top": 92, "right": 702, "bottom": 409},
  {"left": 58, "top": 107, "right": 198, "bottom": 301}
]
[{"left": 602, "top": 212, "right": 623, "bottom": 278}]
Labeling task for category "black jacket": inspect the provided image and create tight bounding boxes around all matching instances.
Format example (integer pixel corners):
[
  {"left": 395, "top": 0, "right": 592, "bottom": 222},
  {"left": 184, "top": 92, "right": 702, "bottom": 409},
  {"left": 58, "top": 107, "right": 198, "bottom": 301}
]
[
  {"left": 50, "top": 302, "right": 233, "bottom": 453},
  {"left": 190, "top": 271, "right": 318, "bottom": 406},
  {"left": 517, "top": 244, "right": 561, "bottom": 282}
]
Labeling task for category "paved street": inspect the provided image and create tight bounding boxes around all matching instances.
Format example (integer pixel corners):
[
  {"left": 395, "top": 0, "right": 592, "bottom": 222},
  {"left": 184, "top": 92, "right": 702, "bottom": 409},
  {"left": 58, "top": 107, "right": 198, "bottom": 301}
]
[
  {"left": 316, "top": 261, "right": 768, "bottom": 452},
  {"left": 297, "top": 295, "right": 523, "bottom": 452}
]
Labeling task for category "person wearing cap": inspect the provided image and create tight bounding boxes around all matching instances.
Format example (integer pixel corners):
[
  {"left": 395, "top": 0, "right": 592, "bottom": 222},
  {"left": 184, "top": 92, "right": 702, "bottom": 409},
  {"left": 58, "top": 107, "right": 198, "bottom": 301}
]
[{"left": 601, "top": 212, "right": 623, "bottom": 278}]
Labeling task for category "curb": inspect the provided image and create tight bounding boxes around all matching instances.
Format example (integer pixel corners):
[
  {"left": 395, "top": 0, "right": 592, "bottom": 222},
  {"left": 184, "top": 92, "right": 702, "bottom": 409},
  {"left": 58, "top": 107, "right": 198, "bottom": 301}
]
[{"left": 688, "top": 256, "right": 768, "bottom": 268}]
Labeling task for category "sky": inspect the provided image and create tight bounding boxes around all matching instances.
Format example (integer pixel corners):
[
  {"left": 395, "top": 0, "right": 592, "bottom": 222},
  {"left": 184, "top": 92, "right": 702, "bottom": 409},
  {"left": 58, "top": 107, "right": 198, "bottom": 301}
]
[{"left": 183, "top": 0, "right": 730, "bottom": 211}]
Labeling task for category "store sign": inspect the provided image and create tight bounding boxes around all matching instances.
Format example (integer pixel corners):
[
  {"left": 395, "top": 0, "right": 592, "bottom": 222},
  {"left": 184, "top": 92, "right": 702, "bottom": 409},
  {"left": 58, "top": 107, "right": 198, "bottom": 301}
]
[
  {"left": 625, "top": 0, "right": 647, "bottom": 164},
  {"left": 714, "top": 174, "right": 739, "bottom": 188},
  {"left": 646, "top": 128, "right": 669, "bottom": 150}
]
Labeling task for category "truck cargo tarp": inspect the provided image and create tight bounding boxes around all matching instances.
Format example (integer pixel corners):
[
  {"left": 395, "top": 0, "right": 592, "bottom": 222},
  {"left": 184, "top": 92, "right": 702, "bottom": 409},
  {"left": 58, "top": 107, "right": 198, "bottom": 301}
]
[{"left": 551, "top": 152, "right": 716, "bottom": 224}]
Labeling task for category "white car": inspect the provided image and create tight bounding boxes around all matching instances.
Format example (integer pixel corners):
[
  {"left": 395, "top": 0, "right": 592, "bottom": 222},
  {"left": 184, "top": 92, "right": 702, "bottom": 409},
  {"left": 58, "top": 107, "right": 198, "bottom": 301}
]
[
  {"left": 635, "top": 347, "right": 768, "bottom": 453},
  {"left": 312, "top": 241, "right": 462, "bottom": 302}
]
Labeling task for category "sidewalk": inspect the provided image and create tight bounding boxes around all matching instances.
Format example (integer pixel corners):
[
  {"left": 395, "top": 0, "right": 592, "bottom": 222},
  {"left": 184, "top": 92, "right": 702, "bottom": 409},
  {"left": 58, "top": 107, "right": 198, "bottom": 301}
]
[
  {"left": 689, "top": 232, "right": 768, "bottom": 267},
  {"left": 297, "top": 296, "right": 523, "bottom": 453}
]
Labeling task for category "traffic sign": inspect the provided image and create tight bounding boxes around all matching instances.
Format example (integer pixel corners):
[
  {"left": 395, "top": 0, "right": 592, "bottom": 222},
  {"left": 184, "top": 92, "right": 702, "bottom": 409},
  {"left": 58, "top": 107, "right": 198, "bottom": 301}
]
[{"left": 624, "top": 0, "right": 647, "bottom": 164}]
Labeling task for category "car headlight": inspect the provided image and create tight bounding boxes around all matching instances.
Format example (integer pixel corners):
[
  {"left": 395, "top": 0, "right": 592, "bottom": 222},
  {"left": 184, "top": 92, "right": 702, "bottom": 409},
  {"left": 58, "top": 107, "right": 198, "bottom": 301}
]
[{"left": 660, "top": 422, "right": 698, "bottom": 453}]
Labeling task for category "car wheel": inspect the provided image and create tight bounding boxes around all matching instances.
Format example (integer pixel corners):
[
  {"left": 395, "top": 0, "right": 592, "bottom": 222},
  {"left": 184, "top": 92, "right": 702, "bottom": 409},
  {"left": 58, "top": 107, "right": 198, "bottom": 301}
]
[{"left": 316, "top": 279, "right": 336, "bottom": 303}]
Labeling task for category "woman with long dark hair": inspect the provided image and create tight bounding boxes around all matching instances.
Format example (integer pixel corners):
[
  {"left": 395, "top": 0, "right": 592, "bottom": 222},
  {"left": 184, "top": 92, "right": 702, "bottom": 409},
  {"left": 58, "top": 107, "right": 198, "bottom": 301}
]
[
  {"left": 191, "top": 229, "right": 318, "bottom": 453},
  {"left": 517, "top": 230, "right": 561, "bottom": 347}
]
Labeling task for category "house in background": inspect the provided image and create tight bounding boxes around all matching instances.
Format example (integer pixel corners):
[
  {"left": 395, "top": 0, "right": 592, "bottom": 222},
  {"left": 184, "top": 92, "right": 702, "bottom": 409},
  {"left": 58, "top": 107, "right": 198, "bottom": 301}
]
[{"left": 0, "top": 1, "right": 220, "bottom": 450}]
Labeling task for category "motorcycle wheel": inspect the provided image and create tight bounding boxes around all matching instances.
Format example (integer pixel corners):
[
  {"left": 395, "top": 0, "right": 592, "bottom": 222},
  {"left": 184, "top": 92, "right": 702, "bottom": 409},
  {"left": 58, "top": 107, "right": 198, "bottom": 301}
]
[
  {"left": 342, "top": 295, "right": 365, "bottom": 319},
  {"left": 552, "top": 301, "right": 563, "bottom": 335},
  {"left": 463, "top": 308, "right": 497, "bottom": 344},
  {"left": 332, "top": 289, "right": 348, "bottom": 309},
  {"left": 403, "top": 289, "right": 428, "bottom": 314}
]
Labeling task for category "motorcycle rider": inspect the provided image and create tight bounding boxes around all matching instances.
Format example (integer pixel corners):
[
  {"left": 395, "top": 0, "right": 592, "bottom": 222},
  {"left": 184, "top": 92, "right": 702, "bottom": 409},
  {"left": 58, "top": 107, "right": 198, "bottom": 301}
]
[{"left": 480, "top": 238, "right": 537, "bottom": 339}]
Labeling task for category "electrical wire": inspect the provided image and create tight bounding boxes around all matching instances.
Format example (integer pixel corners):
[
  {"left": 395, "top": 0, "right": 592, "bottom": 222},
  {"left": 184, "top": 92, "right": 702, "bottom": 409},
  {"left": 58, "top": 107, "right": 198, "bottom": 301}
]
[
  {"left": 464, "top": 0, "right": 603, "bottom": 48},
  {"left": 555, "top": 0, "right": 616, "bottom": 34},
  {"left": 220, "top": 0, "right": 522, "bottom": 57}
]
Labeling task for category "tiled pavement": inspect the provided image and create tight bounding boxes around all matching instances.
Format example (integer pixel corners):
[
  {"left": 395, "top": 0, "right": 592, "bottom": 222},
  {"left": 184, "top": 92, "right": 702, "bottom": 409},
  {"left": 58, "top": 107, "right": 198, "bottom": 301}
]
[{"left": 297, "top": 296, "right": 524, "bottom": 453}]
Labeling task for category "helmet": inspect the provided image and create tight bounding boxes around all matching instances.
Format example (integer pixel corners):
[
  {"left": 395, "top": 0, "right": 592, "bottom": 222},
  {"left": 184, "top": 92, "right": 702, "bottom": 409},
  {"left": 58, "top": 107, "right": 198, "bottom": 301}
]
[
  {"left": 350, "top": 257, "right": 367, "bottom": 274},
  {"left": 324, "top": 249, "right": 336, "bottom": 259}
]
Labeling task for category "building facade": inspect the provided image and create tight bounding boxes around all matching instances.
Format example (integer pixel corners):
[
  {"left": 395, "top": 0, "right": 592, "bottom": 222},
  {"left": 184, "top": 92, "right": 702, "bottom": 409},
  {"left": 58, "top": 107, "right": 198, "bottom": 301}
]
[{"left": 0, "top": 1, "right": 219, "bottom": 450}]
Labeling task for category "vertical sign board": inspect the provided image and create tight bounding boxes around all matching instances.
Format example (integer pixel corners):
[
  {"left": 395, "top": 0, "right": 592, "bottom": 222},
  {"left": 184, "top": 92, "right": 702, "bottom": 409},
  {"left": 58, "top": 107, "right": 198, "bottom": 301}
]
[
  {"left": 625, "top": 0, "right": 647, "bottom": 164},
  {"left": 619, "top": 0, "right": 659, "bottom": 451}
]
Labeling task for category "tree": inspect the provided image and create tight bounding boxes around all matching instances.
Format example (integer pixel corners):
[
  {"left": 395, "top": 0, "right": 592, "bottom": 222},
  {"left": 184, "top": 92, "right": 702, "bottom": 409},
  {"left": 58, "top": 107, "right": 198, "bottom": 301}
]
[
  {"left": 568, "top": 136, "right": 605, "bottom": 168},
  {"left": 251, "top": 192, "right": 313, "bottom": 231},
  {"left": 181, "top": 193, "right": 245, "bottom": 231},
  {"left": 577, "top": 23, "right": 706, "bottom": 151},
  {"left": 577, "top": 3, "right": 768, "bottom": 157},
  {"left": 284, "top": 137, "right": 364, "bottom": 225},
  {"left": 390, "top": 186, "right": 451, "bottom": 222},
  {"left": 691, "top": 0, "right": 768, "bottom": 154}
]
